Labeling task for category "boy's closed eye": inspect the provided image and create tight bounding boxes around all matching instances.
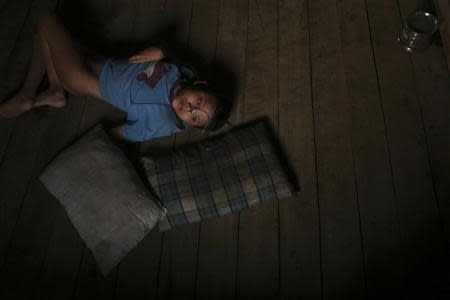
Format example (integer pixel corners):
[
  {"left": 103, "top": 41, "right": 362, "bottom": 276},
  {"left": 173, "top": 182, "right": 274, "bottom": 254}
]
[{"left": 197, "top": 96, "right": 204, "bottom": 107}]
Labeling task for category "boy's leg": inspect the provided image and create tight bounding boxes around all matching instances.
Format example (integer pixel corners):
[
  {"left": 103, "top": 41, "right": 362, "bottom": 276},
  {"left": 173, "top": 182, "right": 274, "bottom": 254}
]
[
  {"left": 22, "top": 33, "right": 46, "bottom": 97},
  {"left": 36, "top": 14, "right": 102, "bottom": 99},
  {"left": 0, "top": 32, "right": 46, "bottom": 118},
  {"left": 0, "top": 13, "right": 102, "bottom": 118},
  {"left": 0, "top": 93, "right": 34, "bottom": 119},
  {"left": 32, "top": 25, "right": 67, "bottom": 108}
]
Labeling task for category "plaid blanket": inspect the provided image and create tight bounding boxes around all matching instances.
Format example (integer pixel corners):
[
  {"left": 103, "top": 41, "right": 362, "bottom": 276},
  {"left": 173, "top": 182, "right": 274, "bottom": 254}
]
[{"left": 141, "top": 120, "right": 295, "bottom": 231}]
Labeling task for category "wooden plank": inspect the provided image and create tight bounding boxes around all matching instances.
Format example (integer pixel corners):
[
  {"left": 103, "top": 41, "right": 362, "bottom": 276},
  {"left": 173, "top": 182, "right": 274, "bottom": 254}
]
[
  {"left": 335, "top": 0, "right": 407, "bottom": 297},
  {"left": 61, "top": 3, "right": 158, "bottom": 300},
  {"left": 366, "top": 0, "right": 450, "bottom": 296},
  {"left": 157, "top": 223, "right": 200, "bottom": 300},
  {"left": 398, "top": 0, "right": 450, "bottom": 294},
  {"left": 73, "top": 247, "right": 117, "bottom": 300},
  {"left": 187, "top": 0, "right": 219, "bottom": 63},
  {"left": 434, "top": 0, "right": 450, "bottom": 73},
  {"left": 32, "top": 97, "right": 87, "bottom": 300},
  {"left": 0, "top": 123, "right": 15, "bottom": 167},
  {"left": 37, "top": 100, "right": 123, "bottom": 300},
  {"left": 0, "top": 0, "right": 32, "bottom": 82},
  {"left": 0, "top": 0, "right": 33, "bottom": 265},
  {"left": 113, "top": 1, "right": 166, "bottom": 299},
  {"left": 70, "top": 98, "right": 124, "bottom": 300},
  {"left": 35, "top": 0, "right": 132, "bottom": 295},
  {"left": 107, "top": 0, "right": 135, "bottom": 42},
  {"left": 109, "top": 0, "right": 197, "bottom": 297},
  {"left": 34, "top": 102, "right": 124, "bottom": 300},
  {"left": 214, "top": 0, "right": 247, "bottom": 128},
  {"left": 33, "top": 187, "right": 86, "bottom": 300},
  {"left": 0, "top": 1, "right": 8, "bottom": 13},
  {"left": 163, "top": 0, "right": 193, "bottom": 48},
  {"left": 0, "top": 0, "right": 54, "bottom": 270},
  {"left": 0, "top": 113, "right": 44, "bottom": 267},
  {"left": 130, "top": 0, "right": 166, "bottom": 42},
  {"left": 72, "top": 2, "right": 134, "bottom": 297},
  {"left": 277, "top": 0, "right": 321, "bottom": 299},
  {"left": 194, "top": 0, "right": 247, "bottom": 299},
  {"left": 156, "top": 0, "right": 220, "bottom": 298},
  {"left": 70, "top": 98, "right": 124, "bottom": 299},
  {"left": 114, "top": 229, "right": 163, "bottom": 299},
  {"left": 0, "top": 0, "right": 33, "bottom": 176},
  {"left": 309, "top": 0, "right": 366, "bottom": 298},
  {"left": 236, "top": 0, "right": 280, "bottom": 298},
  {"left": 53, "top": 3, "right": 127, "bottom": 293},
  {"left": 153, "top": 1, "right": 193, "bottom": 299},
  {"left": 34, "top": 1, "right": 125, "bottom": 297},
  {"left": 136, "top": 0, "right": 181, "bottom": 162},
  {"left": 55, "top": 0, "right": 112, "bottom": 57},
  {"left": 0, "top": 8, "right": 81, "bottom": 299},
  {"left": 0, "top": 97, "right": 85, "bottom": 299},
  {"left": 155, "top": 151, "right": 200, "bottom": 299}
]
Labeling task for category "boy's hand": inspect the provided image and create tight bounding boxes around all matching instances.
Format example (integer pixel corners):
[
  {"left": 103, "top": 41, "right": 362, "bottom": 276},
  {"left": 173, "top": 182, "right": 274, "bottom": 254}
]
[
  {"left": 109, "top": 126, "right": 123, "bottom": 139},
  {"left": 128, "top": 47, "right": 165, "bottom": 63}
]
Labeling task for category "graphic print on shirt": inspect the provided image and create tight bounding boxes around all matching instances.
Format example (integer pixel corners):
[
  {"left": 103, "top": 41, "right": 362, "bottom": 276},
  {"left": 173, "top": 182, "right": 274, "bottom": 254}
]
[{"left": 137, "top": 61, "right": 171, "bottom": 88}]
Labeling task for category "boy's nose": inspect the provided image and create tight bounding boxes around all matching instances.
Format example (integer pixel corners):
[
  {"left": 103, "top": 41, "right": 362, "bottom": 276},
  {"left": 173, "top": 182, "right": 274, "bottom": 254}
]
[{"left": 187, "top": 102, "right": 193, "bottom": 110}]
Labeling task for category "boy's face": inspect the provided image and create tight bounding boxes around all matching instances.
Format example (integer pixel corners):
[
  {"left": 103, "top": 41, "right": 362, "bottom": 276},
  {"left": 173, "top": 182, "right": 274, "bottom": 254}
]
[{"left": 171, "top": 88, "right": 216, "bottom": 127}]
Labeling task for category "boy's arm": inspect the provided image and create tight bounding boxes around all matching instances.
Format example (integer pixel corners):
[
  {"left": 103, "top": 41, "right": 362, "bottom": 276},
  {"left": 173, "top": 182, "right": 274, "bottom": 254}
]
[
  {"left": 109, "top": 125, "right": 124, "bottom": 140},
  {"left": 129, "top": 42, "right": 205, "bottom": 72},
  {"left": 128, "top": 46, "right": 165, "bottom": 63}
]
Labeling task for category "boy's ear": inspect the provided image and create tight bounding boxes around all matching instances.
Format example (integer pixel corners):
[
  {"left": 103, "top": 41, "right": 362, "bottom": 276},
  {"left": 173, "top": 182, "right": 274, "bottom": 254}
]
[{"left": 193, "top": 80, "right": 208, "bottom": 86}]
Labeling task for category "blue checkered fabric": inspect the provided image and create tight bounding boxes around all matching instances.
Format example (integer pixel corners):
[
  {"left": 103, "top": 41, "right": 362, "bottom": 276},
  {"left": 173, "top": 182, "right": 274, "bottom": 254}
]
[{"left": 141, "top": 121, "right": 295, "bottom": 231}]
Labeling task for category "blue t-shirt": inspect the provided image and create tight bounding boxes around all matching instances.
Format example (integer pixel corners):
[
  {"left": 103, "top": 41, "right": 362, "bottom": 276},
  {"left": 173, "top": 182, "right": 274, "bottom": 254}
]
[{"left": 99, "top": 59, "right": 192, "bottom": 142}]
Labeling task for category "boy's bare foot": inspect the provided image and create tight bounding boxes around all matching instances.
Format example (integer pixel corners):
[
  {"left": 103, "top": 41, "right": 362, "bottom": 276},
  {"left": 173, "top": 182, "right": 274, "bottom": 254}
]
[
  {"left": 34, "top": 88, "right": 66, "bottom": 108},
  {"left": 0, "top": 92, "right": 34, "bottom": 119}
]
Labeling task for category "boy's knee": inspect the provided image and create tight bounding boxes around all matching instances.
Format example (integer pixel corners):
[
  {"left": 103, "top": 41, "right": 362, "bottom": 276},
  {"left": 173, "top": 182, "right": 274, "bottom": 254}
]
[
  {"left": 59, "top": 70, "right": 84, "bottom": 94},
  {"left": 37, "top": 15, "right": 49, "bottom": 35},
  {"left": 61, "top": 70, "right": 98, "bottom": 96},
  {"left": 37, "top": 13, "right": 58, "bottom": 35}
]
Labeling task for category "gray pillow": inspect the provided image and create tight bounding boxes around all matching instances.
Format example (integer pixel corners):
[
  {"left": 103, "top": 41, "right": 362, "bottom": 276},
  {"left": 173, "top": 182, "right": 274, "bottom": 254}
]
[{"left": 40, "top": 125, "right": 165, "bottom": 276}]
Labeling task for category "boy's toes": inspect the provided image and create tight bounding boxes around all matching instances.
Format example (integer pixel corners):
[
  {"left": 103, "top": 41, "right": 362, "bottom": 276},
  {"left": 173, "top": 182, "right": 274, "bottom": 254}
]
[
  {"left": 34, "top": 88, "right": 67, "bottom": 108},
  {"left": 19, "top": 97, "right": 34, "bottom": 112},
  {"left": 0, "top": 93, "right": 34, "bottom": 118},
  {"left": 52, "top": 89, "right": 66, "bottom": 108}
]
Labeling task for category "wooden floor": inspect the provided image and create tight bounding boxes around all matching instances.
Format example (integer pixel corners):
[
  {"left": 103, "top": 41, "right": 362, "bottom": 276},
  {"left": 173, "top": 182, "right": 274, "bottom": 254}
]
[{"left": 1, "top": 0, "right": 450, "bottom": 299}]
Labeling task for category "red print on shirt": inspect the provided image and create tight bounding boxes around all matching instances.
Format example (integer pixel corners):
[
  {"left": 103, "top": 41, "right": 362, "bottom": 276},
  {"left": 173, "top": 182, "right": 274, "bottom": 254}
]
[{"left": 137, "top": 62, "right": 171, "bottom": 88}]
